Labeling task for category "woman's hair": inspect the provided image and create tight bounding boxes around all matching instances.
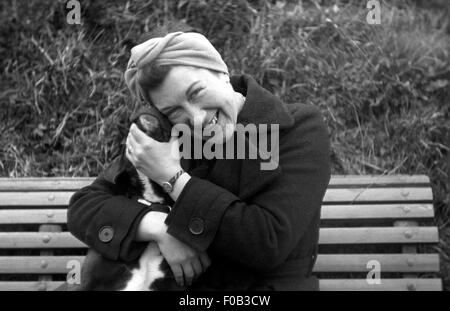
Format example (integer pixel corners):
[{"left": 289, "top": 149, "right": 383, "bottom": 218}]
[{"left": 137, "top": 62, "right": 172, "bottom": 92}]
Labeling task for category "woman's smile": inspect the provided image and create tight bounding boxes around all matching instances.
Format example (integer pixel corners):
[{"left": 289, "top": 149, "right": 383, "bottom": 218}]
[{"left": 208, "top": 111, "right": 218, "bottom": 126}]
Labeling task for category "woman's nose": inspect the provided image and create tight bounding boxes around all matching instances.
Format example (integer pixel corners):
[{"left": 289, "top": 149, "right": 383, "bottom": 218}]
[{"left": 186, "top": 106, "right": 207, "bottom": 128}]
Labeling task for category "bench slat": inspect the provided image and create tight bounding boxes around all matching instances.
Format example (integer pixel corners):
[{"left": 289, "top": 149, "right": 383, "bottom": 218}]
[
  {"left": 0, "top": 227, "right": 438, "bottom": 249},
  {"left": 323, "top": 187, "right": 432, "bottom": 203},
  {"left": 0, "top": 187, "right": 433, "bottom": 206},
  {"left": 319, "top": 278, "right": 442, "bottom": 291},
  {"left": 0, "top": 192, "right": 74, "bottom": 206},
  {"left": 0, "top": 281, "right": 65, "bottom": 291},
  {"left": 0, "top": 254, "right": 439, "bottom": 274},
  {"left": 0, "top": 175, "right": 430, "bottom": 191},
  {"left": 0, "top": 209, "right": 67, "bottom": 224},
  {"left": 319, "top": 227, "right": 439, "bottom": 244},
  {"left": 0, "top": 279, "right": 441, "bottom": 291},
  {"left": 0, "top": 178, "right": 94, "bottom": 191},
  {"left": 0, "top": 232, "right": 86, "bottom": 248},
  {"left": 0, "top": 256, "right": 85, "bottom": 273},
  {"left": 314, "top": 254, "right": 440, "bottom": 272},
  {"left": 0, "top": 203, "right": 435, "bottom": 224},
  {"left": 328, "top": 175, "right": 430, "bottom": 186},
  {"left": 321, "top": 204, "right": 434, "bottom": 220}
]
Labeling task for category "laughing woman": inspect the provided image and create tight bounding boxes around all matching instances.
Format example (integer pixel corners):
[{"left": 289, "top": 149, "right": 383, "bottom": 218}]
[{"left": 67, "top": 29, "right": 331, "bottom": 291}]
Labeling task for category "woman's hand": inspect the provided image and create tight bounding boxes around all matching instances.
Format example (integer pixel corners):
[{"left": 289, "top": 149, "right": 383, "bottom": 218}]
[
  {"left": 157, "top": 233, "right": 211, "bottom": 287},
  {"left": 126, "top": 123, "right": 181, "bottom": 185},
  {"left": 136, "top": 212, "right": 211, "bottom": 286}
]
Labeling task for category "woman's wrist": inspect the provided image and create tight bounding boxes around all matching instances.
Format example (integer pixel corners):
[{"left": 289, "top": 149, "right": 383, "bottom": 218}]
[
  {"left": 169, "top": 172, "right": 191, "bottom": 201},
  {"left": 156, "top": 165, "right": 183, "bottom": 186}
]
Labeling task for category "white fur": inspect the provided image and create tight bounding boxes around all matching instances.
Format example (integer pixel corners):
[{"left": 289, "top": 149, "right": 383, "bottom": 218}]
[
  {"left": 137, "top": 170, "right": 165, "bottom": 203},
  {"left": 121, "top": 242, "right": 165, "bottom": 291},
  {"left": 120, "top": 170, "right": 167, "bottom": 290}
]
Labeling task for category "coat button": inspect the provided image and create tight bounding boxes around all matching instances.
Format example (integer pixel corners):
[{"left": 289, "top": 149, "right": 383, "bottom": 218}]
[
  {"left": 99, "top": 226, "right": 114, "bottom": 243},
  {"left": 189, "top": 218, "right": 205, "bottom": 235}
]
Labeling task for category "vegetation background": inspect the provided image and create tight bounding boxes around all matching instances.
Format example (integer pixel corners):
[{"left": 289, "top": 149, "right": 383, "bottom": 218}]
[{"left": 0, "top": 0, "right": 449, "bottom": 289}]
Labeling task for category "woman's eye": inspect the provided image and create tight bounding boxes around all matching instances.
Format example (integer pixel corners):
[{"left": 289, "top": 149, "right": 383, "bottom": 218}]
[
  {"left": 189, "top": 87, "right": 204, "bottom": 101},
  {"left": 169, "top": 108, "right": 181, "bottom": 119},
  {"left": 163, "top": 106, "right": 179, "bottom": 119}
]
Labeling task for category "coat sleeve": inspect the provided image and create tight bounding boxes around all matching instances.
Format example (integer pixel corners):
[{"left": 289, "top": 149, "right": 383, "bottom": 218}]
[
  {"left": 165, "top": 105, "right": 331, "bottom": 272},
  {"left": 67, "top": 173, "right": 158, "bottom": 262}
]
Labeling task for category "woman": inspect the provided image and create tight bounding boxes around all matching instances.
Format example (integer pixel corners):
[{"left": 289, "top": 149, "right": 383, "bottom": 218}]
[{"left": 67, "top": 30, "right": 331, "bottom": 291}]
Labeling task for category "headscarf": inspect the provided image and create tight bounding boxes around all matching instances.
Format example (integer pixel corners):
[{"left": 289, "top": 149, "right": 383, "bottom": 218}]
[{"left": 124, "top": 32, "right": 229, "bottom": 104}]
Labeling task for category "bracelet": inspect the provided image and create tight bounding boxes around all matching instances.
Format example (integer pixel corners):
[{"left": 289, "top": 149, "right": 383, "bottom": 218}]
[{"left": 161, "top": 169, "right": 185, "bottom": 193}]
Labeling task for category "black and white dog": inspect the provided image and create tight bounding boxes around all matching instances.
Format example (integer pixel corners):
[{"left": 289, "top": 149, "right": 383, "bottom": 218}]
[{"left": 70, "top": 105, "right": 184, "bottom": 291}]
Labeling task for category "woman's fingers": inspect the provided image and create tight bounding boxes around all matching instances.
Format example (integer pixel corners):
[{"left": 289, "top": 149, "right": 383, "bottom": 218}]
[
  {"left": 158, "top": 237, "right": 210, "bottom": 287},
  {"left": 130, "top": 123, "right": 146, "bottom": 143},
  {"left": 191, "top": 257, "right": 204, "bottom": 280},
  {"left": 126, "top": 131, "right": 141, "bottom": 165},
  {"left": 181, "top": 262, "right": 195, "bottom": 286},
  {"left": 127, "top": 124, "right": 161, "bottom": 162},
  {"left": 127, "top": 132, "right": 139, "bottom": 150},
  {"left": 199, "top": 252, "right": 211, "bottom": 271},
  {"left": 125, "top": 139, "right": 134, "bottom": 163},
  {"left": 130, "top": 123, "right": 157, "bottom": 145},
  {"left": 170, "top": 264, "right": 184, "bottom": 287},
  {"left": 169, "top": 133, "right": 179, "bottom": 143}
]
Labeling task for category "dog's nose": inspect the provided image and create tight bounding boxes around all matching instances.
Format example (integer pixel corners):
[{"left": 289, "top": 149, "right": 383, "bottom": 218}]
[{"left": 188, "top": 108, "right": 207, "bottom": 129}]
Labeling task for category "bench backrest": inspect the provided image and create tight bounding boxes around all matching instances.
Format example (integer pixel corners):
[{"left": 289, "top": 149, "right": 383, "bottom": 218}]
[{"left": 0, "top": 175, "right": 442, "bottom": 291}]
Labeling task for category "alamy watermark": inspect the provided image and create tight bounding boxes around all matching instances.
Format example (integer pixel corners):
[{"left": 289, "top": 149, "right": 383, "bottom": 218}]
[
  {"left": 66, "top": 259, "right": 81, "bottom": 285},
  {"left": 366, "top": 259, "right": 382, "bottom": 285},
  {"left": 66, "top": 0, "right": 81, "bottom": 25},
  {"left": 167, "top": 121, "right": 280, "bottom": 171},
  {"left": 366, "top": 0, "right": 381, "bottom": 25}
]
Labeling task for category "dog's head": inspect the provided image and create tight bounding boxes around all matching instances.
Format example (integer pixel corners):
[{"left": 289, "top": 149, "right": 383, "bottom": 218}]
[
  {"left": 130, "top": 104, "right": 172, "bottom": 143},
  {"left": 126, "top": 104, "right": 174, "bottom": 205}
]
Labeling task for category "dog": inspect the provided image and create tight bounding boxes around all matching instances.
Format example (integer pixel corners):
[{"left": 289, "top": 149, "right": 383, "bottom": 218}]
[{"left": 66, "top": 105, "right": 183, "bottom": 291}]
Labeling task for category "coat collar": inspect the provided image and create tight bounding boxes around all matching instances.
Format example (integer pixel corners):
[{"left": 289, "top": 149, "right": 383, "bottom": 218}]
[
  {"left": 231, "top": 74, "right": 294, "bottom": 130},
  {"left": 208, "top": 74, "right": 294, "bottom": 199}
]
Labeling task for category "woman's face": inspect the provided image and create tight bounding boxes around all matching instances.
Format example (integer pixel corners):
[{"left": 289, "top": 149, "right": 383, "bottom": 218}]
[{"left": 148, "top": 66, "right": 243, "bottom": 143}]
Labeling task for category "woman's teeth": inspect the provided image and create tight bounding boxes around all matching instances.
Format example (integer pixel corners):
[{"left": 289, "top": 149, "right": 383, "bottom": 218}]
[{"left": 209, "top": 112, "right": 218, "bottom": 125}]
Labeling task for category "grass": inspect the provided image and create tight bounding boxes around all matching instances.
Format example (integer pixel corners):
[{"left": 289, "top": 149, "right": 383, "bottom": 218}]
[{"left": 0, "top": 0, "right": 449, "bottom": 289}]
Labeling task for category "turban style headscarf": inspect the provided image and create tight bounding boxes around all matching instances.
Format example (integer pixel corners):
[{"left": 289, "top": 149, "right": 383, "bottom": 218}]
[{"left": 124, "top": 32, "right": 229, "bottom": 105}]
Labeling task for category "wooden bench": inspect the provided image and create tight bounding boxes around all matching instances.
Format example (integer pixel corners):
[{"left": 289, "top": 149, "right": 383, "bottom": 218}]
[{"left": 0, "top": 175, "right": 442, "bottom": 291}]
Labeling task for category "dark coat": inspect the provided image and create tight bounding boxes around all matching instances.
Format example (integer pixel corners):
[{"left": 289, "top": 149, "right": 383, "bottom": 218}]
[{"left": 67, "top": 74, "right": 331, "bottom": 291}]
